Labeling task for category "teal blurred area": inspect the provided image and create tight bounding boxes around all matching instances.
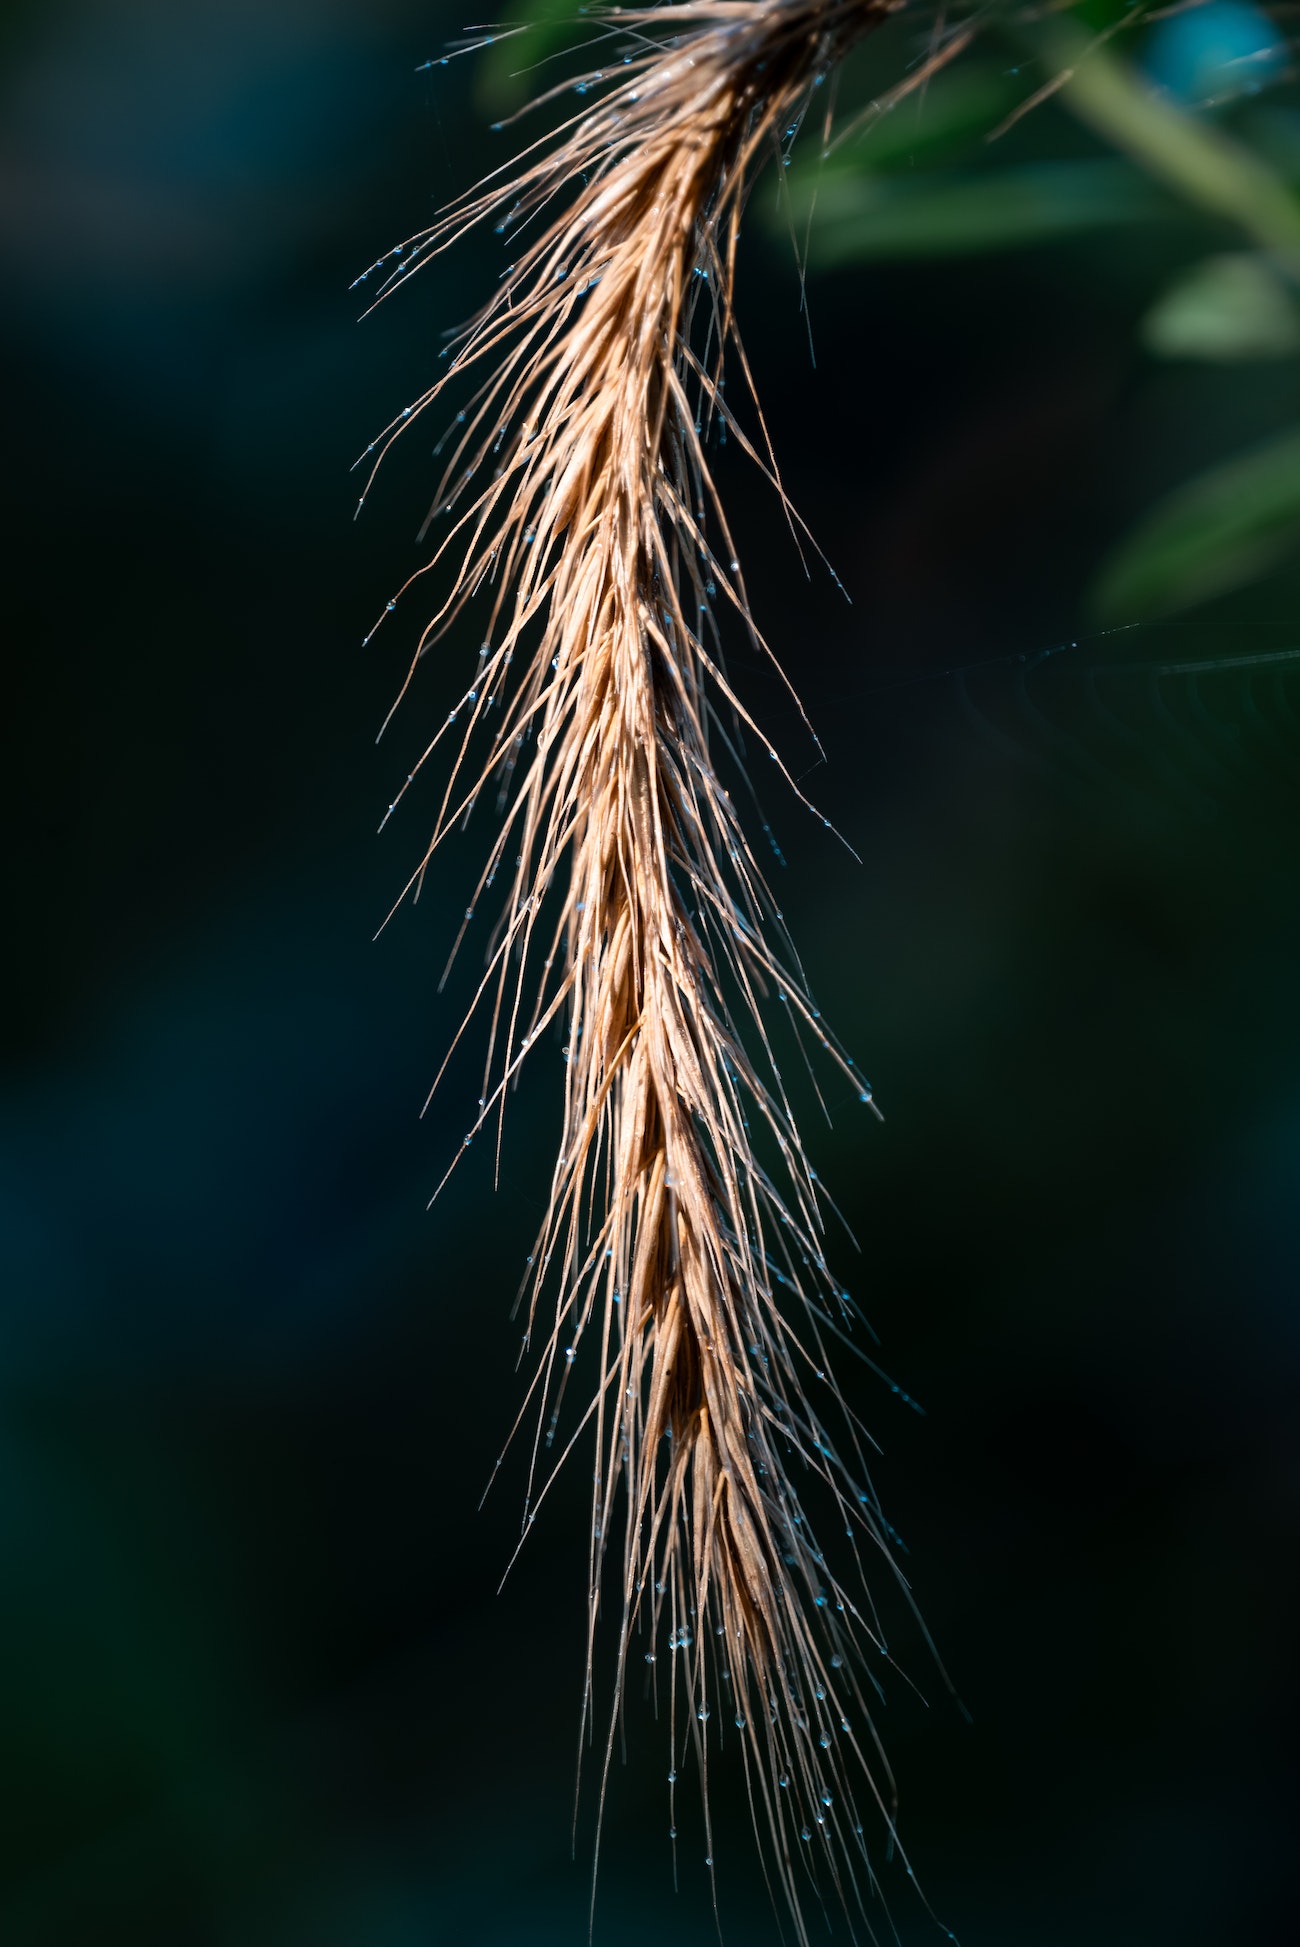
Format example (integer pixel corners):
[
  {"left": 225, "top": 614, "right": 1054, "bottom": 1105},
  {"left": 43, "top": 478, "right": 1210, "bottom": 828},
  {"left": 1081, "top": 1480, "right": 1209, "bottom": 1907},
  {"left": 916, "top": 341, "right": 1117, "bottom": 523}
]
[{"left": 1, "top": 3, "right": 1297, "bottom": 1943}]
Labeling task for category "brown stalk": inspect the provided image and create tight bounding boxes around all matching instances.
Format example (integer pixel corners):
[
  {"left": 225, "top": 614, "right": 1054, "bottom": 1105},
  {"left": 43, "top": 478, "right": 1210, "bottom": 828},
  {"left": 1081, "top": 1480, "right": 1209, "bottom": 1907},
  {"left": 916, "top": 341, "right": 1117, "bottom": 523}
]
[{"left": 359, "top": 5, "right": 953, "bottom": 1938}]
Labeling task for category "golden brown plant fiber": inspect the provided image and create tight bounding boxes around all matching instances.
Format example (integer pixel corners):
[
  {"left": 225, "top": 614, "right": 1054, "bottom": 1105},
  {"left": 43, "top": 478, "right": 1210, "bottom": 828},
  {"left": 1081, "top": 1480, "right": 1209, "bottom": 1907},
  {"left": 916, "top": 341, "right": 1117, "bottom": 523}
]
[{"left": 360, "top": 4, "right": 949, "bottom": 1938}]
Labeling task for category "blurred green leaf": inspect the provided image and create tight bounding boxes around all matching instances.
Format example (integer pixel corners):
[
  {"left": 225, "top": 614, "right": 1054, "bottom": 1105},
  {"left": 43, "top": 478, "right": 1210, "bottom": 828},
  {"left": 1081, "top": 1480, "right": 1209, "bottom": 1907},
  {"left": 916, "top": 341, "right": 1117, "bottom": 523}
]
[
  {"left": 828, "top": 62, "right": 1021, "bottom": 175},
  {"left": 1091, "top": 425, "right": 1300, "bottom": 619},
  {"left": 794, "top": 158, "right": 1172, "bottom": 263},
  {"left": 1141, "top": 251, "right": 1300, "bottom": 360}
]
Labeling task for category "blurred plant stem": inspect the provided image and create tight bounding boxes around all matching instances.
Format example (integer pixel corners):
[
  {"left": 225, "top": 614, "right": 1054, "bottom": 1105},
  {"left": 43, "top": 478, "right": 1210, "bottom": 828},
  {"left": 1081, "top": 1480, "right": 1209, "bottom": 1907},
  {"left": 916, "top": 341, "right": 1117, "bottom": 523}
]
[{"left": 1040, "top": 20, "right": 1300, "bottom": 266}]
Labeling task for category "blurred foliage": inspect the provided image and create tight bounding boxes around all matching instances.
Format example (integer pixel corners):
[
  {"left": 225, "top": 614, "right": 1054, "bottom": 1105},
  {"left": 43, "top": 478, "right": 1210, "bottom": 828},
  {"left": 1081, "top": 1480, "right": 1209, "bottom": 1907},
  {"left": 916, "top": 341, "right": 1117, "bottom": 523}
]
[
  {"left": 475, "top": 0, "right": 595, "bottom": 112},
  {"left": 772, "top": 0, "right": 1300, "bottom": 618},
  {"left": 783, "top": 154, "right": 1175, "bottom": 255},
  {"left": 1141, "top": 249, "right": 1300, "bottom": 358},
  {"left": 1092, "top": 421, "right": 1300, "bottom": 615}
]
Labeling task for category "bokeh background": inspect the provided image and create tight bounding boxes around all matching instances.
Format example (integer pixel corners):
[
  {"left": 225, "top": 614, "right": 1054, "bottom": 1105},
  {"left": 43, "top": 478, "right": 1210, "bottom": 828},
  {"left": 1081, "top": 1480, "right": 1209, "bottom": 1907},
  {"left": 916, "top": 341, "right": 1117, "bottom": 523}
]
[{"left": 3, "top": 2, "right": 1298, "bottom": 1942}]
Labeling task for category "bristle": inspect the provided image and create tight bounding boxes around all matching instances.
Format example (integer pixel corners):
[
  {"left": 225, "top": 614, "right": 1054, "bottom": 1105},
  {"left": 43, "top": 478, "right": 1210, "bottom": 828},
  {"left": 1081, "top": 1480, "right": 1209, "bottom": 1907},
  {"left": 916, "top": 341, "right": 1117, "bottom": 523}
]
[{"left": 370, "top": 6, "right": 934, "bottom": 1939}]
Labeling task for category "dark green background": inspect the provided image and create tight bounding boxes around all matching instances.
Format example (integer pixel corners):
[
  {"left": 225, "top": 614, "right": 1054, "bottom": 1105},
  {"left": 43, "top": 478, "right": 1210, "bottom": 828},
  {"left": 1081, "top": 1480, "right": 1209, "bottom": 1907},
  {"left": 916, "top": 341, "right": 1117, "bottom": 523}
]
[{"left": 3, "top": 2, "right": 1296, "bottom": 1942}]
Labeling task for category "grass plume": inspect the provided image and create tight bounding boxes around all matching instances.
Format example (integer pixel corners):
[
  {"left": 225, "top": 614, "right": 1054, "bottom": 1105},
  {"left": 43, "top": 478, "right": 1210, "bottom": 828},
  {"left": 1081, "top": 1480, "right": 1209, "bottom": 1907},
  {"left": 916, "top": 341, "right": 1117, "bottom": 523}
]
[{"left": 358, "top": 4, "right": 951, "bottom": 1937}]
